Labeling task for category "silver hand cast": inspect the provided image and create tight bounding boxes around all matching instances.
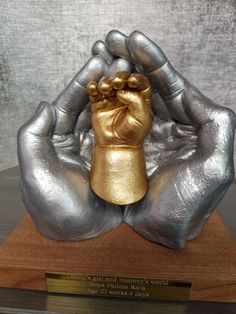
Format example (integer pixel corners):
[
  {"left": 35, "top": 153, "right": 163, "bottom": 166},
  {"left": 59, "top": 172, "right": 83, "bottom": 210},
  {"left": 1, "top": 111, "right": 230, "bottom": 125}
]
[
  {"left": 18, "top": 30, "right": 236, "bottom": 249},
  {"left": 103, "top": 30, "right": 236, "bottom": 249},
  {"left": 17, "top": 54, "right": 131, "bottom": 240}
]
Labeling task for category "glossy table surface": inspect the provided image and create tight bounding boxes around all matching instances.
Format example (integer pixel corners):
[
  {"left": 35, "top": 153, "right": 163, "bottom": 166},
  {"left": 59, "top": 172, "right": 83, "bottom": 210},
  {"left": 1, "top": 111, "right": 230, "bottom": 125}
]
[{"left": 0, "top": 166, "right": 235, "bottom": 314}]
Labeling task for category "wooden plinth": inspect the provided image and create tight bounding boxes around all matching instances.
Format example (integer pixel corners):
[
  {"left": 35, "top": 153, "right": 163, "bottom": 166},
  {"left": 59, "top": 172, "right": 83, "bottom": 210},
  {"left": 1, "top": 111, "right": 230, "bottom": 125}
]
[{"left": 0, "top": 212, "right": 235, "bottom": 302}]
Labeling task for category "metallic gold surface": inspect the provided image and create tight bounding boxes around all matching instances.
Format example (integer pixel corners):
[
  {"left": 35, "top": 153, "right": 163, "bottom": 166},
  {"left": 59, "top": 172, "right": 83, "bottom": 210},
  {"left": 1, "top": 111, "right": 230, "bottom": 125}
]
[
  {"left": 46, "top": 272, "right": 191, "bottom": 301},
  {"left": 87, "top": 72, "right": 153, "bottom": 205}
]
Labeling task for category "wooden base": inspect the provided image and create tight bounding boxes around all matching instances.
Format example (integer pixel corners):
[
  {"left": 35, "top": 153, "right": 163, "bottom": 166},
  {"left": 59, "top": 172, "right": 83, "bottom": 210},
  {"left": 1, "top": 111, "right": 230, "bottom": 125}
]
[{"left": 0, "top": 212, "right": 235, "bottom": 302}]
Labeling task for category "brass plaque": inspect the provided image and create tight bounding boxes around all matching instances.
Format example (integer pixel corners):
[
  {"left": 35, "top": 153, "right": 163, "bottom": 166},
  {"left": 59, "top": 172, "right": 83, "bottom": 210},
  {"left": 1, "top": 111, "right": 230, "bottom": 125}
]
[{"left": 46, "top": 272, "right": 191, "bottom": 301}]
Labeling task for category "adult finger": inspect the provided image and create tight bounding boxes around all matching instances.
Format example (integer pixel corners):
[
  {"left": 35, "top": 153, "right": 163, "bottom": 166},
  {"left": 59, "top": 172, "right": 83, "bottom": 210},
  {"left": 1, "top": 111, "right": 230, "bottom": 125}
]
[
  {"left": 106, "top": 30, "right": 190, "bottom": 123},
  {"left": 105, "top": 30, "right": 167, "bottom": 73},
  {"left": 107, "top": 30, "right": 186, "bottom": 98},
  {"left": 74, "top": 105, "right": 92, "bottom": 134},
  {"left": 128, "top": 31, "right": 192, "bottom": 124},
  {"left": 127, "top": 30, "right": 187, "bottom": 98},
  {"left": 92, "top": 40, "right": 115, "bottom": 64},
  {"left": 17, "top": 102, "right": 57, "bottom": 174},
  {"left": 105, "top": 30, "right": 132, "bottom": 60},
  {"left": 183, "top": 86, "right": 236, "bottom": 161},
  {"left": 108, "top": 58, "right": 133, "bottom": 75},
  {"left": 19, "top": 102, "right": 54, "bottom": 137},
  {"left": 54, "top": 56, "right": 107, "bottom": 114},
  {"left": 53, "top": 56, "right": 108, "bottom": 134}
]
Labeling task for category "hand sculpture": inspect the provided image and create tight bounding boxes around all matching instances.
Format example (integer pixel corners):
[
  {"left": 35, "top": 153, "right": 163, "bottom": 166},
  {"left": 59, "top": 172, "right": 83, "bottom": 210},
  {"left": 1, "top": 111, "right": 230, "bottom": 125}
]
[
  {"left": 17, "top": 55, "right": 132, "bottom": 240},
  {"left": 96, "top": 30, "right": 235, "bottom": 249},
  {"left": 87, "top": 72, "right": 153, "bottom": 204},
  {"left": 18, "top": 30, "right": 236, "bottom": 249}
]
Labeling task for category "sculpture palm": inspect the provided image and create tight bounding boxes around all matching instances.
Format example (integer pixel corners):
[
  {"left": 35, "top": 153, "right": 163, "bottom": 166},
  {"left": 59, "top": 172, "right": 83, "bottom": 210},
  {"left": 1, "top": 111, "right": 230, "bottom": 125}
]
[
  {"left": 101, "top": 30, "right": 236, "bottom": 249},
  {"left": 18, "top": 30, "right": 236, "bottom": 249},
  {"left": 17, "top": 55, "right": 131, "bottom": 240}
]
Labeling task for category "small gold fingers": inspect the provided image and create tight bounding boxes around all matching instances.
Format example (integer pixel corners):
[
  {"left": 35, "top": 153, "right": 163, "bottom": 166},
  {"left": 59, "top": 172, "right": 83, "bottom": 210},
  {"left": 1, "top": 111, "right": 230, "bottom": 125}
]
[
  {"left": 87, "top": 72, "right": 151, "bottom": 106},
  {"left": 111, "top": 71, "right": 130, "bottom": 89},
  {"left": 87, "top": 82, "right": 102, "bottom": 103},
  {"left": 87, "top": 81, "right": 99, "bottom": 96},
  {"left": 98, "top": 78, "right": 113, "bottom": 94},
  {"left": 127, "top": 73, "right": 150, "bottom": 91}
]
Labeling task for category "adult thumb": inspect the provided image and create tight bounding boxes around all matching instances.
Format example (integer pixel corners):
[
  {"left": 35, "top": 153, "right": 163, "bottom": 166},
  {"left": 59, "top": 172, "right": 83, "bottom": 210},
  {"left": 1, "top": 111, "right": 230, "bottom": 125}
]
[{"left": 19, "top": 102, "right": 55, "bottom": 138}]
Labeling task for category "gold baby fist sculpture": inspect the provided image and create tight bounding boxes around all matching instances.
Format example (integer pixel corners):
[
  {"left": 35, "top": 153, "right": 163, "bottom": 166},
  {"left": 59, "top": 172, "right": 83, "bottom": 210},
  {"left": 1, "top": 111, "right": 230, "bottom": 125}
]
[{"left": 87, "top": 72, "right": 153, "bottom": 205}]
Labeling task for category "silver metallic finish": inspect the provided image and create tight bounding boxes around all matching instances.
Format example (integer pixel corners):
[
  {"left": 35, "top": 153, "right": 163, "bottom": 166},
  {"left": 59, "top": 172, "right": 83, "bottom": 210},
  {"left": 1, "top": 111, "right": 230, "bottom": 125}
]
[
  {"left": 53, "top": 56, "right": 108, "bottom": 135},
  {"left": 17, "top": 55, "right": 132, "bottom": 241},
  {"left": 92, "top": 40, "right": 115, "bottom": 64},
  {"left": 105, "top": 30, "right": 133, "bottom": 61},
  {"left": 107, "top": 58, "right": 133, "bottom": 75},
  {"left": 18, "top": 30, "right": 236, "bottom": 249},
  {"left": 92, "top": 39, "right": 133, "bottom": 75},
  {"left": 104, "top": 30, "right": 236, "bottom": 249}
]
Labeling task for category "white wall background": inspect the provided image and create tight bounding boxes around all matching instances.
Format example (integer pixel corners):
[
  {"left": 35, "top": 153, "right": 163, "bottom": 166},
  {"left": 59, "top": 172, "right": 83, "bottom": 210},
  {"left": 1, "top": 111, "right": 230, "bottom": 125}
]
[{"left": 0, "top": 0, "right": 235, "bottom": 170}]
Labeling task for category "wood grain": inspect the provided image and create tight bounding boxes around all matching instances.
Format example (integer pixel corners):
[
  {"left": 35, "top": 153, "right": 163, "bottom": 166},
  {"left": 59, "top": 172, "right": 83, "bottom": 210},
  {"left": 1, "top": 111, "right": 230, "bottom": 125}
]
[{"left": 0, "top": 212, "right": 235, "bottom": 302}]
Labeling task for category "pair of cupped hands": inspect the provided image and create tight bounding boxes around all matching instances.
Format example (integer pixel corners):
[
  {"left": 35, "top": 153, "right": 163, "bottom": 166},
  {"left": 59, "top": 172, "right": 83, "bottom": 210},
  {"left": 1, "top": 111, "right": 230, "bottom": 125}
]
[{"left": 18, "top": 30, "right": 236, "bottom": 249}]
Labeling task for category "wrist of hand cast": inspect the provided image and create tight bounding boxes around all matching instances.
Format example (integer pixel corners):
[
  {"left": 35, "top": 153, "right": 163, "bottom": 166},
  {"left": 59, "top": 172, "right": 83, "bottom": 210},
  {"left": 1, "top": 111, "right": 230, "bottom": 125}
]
[{"left": 90, "top": 144, "right": 148, "bottom": 205}]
